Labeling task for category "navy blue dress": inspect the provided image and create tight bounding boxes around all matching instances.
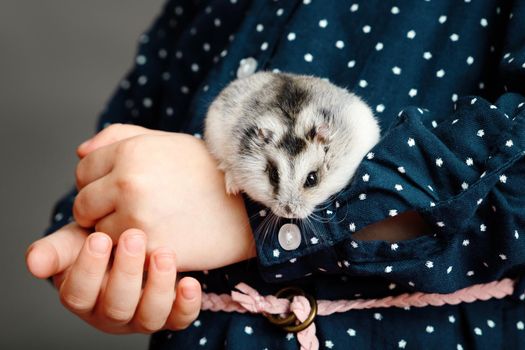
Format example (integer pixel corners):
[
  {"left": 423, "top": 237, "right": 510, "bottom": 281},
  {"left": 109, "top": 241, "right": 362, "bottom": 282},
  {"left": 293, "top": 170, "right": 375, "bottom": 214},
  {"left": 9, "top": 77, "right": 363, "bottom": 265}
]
[{"left": 45, "top": 0, "right": 525, "bottom": 348}]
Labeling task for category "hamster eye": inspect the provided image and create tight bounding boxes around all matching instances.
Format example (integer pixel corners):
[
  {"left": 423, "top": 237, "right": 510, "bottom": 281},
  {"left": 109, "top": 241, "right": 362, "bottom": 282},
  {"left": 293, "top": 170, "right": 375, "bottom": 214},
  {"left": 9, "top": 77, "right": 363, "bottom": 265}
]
[
  {"left": 304, "top": 171, "right": 318, "bottom": 188},
  {"left": 266, "top": 161, "right": 280, "bottom": 188}
]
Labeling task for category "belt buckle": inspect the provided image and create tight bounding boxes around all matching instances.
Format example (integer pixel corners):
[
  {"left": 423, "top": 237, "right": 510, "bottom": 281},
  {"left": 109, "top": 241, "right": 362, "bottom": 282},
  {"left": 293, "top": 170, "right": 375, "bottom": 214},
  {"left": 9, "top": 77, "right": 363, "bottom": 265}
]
[{"left": 264, "top": 287, "right": 318, "bottom": 333}]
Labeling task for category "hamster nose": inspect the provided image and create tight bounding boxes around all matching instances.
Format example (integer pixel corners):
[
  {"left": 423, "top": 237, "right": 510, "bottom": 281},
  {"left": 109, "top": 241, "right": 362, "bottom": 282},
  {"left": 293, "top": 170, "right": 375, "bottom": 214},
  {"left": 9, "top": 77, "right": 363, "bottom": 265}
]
[{"left": 284, "top": 205, "right": 292, "bottom": 214}]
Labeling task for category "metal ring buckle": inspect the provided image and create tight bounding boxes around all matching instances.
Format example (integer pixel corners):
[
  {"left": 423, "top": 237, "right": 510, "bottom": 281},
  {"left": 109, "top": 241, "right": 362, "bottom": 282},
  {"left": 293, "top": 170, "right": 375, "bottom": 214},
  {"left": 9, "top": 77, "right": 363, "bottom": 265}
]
[{"left": 264, "top": 287, "right": 318, "bottom": 333}]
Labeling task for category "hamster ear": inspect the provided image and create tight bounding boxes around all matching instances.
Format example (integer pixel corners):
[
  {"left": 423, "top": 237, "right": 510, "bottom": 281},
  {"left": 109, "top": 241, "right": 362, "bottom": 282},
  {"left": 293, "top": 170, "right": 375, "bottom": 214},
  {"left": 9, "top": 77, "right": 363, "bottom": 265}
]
[
  {"left": 315, "top": 123, "right": 331, "bottom": 144},
  {"left": 257, "top": 127, "right": 274, "bottom": 144}
]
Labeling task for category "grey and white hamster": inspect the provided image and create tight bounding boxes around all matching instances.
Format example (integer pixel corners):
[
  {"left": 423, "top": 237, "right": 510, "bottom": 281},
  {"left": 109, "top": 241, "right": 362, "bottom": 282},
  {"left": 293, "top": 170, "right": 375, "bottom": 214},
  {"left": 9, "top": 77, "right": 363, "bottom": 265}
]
[{"left": 204, "top": 72, "right": 380, "bottom": 219}]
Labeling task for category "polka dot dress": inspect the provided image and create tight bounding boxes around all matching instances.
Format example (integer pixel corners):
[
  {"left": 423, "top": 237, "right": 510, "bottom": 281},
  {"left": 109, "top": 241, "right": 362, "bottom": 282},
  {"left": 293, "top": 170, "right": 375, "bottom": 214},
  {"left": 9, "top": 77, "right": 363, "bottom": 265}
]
[{"left": 44, "top": 0, "right": 525, "bottom": 348}]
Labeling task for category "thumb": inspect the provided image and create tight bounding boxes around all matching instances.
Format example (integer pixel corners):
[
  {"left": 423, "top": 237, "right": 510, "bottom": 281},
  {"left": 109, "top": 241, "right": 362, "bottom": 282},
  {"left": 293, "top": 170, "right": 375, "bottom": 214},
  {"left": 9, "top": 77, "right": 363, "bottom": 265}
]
[
  {"left": 26, "top": 222, "right": 89, "bottom": 279},
  {"left": 76, "top": 123, "right": 155, "bottom": 158}
]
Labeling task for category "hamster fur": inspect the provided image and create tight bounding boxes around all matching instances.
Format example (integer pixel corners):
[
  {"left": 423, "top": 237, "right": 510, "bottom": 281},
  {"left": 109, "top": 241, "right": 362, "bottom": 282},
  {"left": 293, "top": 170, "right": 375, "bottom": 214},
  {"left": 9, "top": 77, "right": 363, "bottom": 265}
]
[{"left": 204, "top": 72, "right": 380, "bottom": 219}]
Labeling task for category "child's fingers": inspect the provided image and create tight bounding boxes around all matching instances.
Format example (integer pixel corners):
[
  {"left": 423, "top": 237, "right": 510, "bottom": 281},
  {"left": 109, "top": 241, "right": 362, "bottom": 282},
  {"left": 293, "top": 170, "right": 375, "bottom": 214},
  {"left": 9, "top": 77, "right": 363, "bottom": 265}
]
[
  {"left": 132, "top": 248, "right": 177, "bottom": 333},
  {"left": 77, "top": 123, "right": 151, "bottom": 158},
  {"left": 58, "top": 232, "right": 111, "bottom": 316},
  {"left": 73, "top": 176, "right": 116, "bottom": 228},
  {"left": 165, "top": 277, "right": 202, "bottom": 330},
  {"left": 26, "top": 223, "right": 89, "bottom": 279},
  {"left": 75, "top": 142, "right": 119, "bottom": 190},
  {"left": 94, "top": 212, "right": 125, "bottom": 242},
  {"left": 95, "top": 229, "right": 146, "bottom": 325}
]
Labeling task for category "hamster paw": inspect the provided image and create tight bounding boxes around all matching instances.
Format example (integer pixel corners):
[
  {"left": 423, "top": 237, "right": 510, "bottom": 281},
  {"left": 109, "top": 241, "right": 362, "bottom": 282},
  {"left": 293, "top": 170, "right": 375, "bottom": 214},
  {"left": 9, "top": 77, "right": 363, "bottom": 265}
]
[{"left": 224, "top": 171, "right": 240, "bottom": 195}]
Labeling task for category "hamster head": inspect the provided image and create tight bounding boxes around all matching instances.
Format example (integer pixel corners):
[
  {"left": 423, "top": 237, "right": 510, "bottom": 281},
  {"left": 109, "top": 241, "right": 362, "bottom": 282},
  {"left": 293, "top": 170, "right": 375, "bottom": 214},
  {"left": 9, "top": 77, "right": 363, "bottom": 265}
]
[{"left": 234, "top": 73, "right": 380, "bottom": 219}]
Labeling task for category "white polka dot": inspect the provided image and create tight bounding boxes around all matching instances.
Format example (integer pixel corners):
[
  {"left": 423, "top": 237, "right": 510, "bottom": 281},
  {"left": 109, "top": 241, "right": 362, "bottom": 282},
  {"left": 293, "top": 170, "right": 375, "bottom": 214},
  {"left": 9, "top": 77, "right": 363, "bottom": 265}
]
[
  {"left": 407, "top": 138, "right": 416, "bottom": 147},
  {"left": 398, "top": 340, "right": 407, "bottom": 348},
  {"left": 181, "top": 86, "right": 190, "bottom": 94},
  {"left": 363, "top": 25, "right": 371, "bottom": 33},
  {"left": 467, "top": 56, "right": 474, "bottom": 65},
  {"left": 426, "top": 261, "right": 434, "bottom": 268},
  {"left": 303, "top": 0, "right": 311, "bottom": 4},
  {"left": 436, "top": 69, "right": 445, "bottom": 78},
  {"left": 376, "top": 104, "right": 385, "bottom": 113},
  {"left": 474, "top": 327, "right": 482, "bottom": 335},
  {"left": 175, "top": 6, "right": 184, "bottom": 16},
  {"left": 199, "top": 337, "right": 207, "bottom": 346},
  {"left": 391, "top": 6, "right": 400, "bottom": 14},
  {"left": 423, "top": 51, "right": 433, "bottom": 60},
  {"left": 158, "top": 49, "right": 168, "bottom": 59},
  {"left": 143, "top": 98, "right": 153, "bottom": 108},
  {"left": 120, "top": 80, "right": 130, "bottom": 89},
  {"left": 350, "top": 3, "right": 359, "bottom": 12},
  {"left": 480, "top": 18, "right": 488, "bottom": 27},
  {"left": 362, "top": 173, "right": 370, "bottom": 182},
  {"left": 409, "top": 89, "right": 417, "bottom": 97},
  {"left": 436, "top": 158, "right": 444, "bottom": 167},
  {"left": 359, "top": 80, "right": 368, "bottom": 88},
  {"left": 287, "top": 32, "right": 296, "bottom": 41},
  {"left": 347, "top": 328, "right": 356, "bottom": 336},
  {"left": 439, "top": 15, "right": 447, "bottom": 24},
  {"left": 319, "top": 19, "right": 328, "bottom": 28},
  {"left": 256, "top": 24, "right": 264, "bottom": 32},
  {"left": 392, "top": 66, "right": 402, "bottom": 75},
  {"left": 336, "top": 40, "right": 345, "bottom": 49},
  {"left": 450, "top": 33, "right": 460, "bottom": 41},
  {"left": 407, "top": 30, "right": 416, "bottom": 39},
  {"left": 447, "top": 266, "right": 453, "bottom": 274},
  {"left": 166, "top": 107, "right": 173, "bottom": 116},
  {"left": 487, "top": 320, "right": 496, "bottom": 328},
  {"left": 347, "top": 60, "right": 356, "bottom": 68},
  {"left": 244, "top": 326, "right": 253, "bottom": 335},
  {"left": 191, "top": 63, "right": 199, "bottom": 72},
  {"left": 304, "top": 53, "right": 313, "bottom": 62},
  {"left": 452, "top": 93, "right": 458, "bottom": 102},
  {"left": 426, "top": 325, "right": 434, "bottom": 333},
  {"left": 214, "top": 18, "right": 221, "bottom": 27},
  {"left": 375, "top": 42, "right": 384, "bottom": 51},
  {"left": 517, "top": 321, "right": 524, "bottom": 330},
  {"left": 276, "top": 8, "right": 284, "bottom": 16},
  {"left": 260, "top": 42, "right": 269, "bottom": 51},
  {"left": 203, "top": 43, "right": 211, "bottom": 51},
  {"left": 273, "top": 249, "right": 280, "bottom": 257},
  {"left": 385, "top": 266, "right": 393, "bottom": 273},
  {"left": 136, "top": 55, "right": 147, "bottom": 65}
]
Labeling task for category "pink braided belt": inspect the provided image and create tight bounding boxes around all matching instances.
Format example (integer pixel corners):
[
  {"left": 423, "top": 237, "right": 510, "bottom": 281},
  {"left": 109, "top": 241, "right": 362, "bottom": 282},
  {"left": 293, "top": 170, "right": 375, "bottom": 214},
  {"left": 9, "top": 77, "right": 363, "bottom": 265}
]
[{"left": 200, "top": 278, "right": 516, "bottom": 350}]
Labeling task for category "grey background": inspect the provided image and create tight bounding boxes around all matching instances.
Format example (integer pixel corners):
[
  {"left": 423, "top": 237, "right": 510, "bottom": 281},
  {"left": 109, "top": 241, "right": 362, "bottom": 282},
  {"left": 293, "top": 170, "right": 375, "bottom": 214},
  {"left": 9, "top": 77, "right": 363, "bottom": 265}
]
[{"left": 0, "top": 1, "right": 163, "bottom": 348}]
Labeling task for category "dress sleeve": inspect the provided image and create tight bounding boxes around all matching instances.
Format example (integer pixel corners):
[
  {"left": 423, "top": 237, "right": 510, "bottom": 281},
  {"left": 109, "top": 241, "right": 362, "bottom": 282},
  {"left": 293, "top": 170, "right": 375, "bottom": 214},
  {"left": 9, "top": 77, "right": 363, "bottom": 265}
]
[
  {"left": 43, "top": 0, "right": 199, "bottom": 235},
  {"left": 249, "top": 2, "right": 525, "bottom": 292}
]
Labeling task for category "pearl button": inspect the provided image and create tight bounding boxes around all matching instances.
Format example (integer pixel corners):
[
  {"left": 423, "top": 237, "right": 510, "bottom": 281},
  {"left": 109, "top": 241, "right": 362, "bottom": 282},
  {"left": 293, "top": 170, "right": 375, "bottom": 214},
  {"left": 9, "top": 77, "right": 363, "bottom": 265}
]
[
  {"left": 236, "top": 57, "right": 258, "bottom": 79},
  {"left": 278, "top": 223, "right": 301, "bottom": 251}
]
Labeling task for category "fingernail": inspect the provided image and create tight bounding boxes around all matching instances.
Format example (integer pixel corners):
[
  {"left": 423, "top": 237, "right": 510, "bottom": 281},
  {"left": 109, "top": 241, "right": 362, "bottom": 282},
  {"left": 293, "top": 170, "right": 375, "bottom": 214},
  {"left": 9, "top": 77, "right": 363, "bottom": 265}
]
[
  {"left": 89, "top": 234, "right": 111, "bottom": 255},
  {"left": 182, "top": 284, "right": 199, "bottom": 300},
  {"left": 154, "top": 254, "right": 174, "bottom": 272},
  {"left": 124, "top": 234, "right": 145, "bottom": 254},
  {"left": 78, "top": 139, "right": 92, "bottom": 150}
]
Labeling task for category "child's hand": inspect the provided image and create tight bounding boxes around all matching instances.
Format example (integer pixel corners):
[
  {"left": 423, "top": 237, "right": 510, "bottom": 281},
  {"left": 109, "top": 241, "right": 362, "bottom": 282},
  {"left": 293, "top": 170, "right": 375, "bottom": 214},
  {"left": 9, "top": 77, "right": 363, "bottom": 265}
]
[
  {"left": 73, "top": 125, "right": 256, "bottom": 271},
  {"left": 26, "top": 223, "right": 202, "bottom": 333}
]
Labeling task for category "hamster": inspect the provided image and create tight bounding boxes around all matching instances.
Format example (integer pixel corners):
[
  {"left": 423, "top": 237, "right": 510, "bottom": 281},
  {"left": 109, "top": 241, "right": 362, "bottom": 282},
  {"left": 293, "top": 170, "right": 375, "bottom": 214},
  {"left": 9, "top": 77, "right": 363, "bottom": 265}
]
[{"left": 204, "top": 72, "right": 380, "bottom": 219}]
